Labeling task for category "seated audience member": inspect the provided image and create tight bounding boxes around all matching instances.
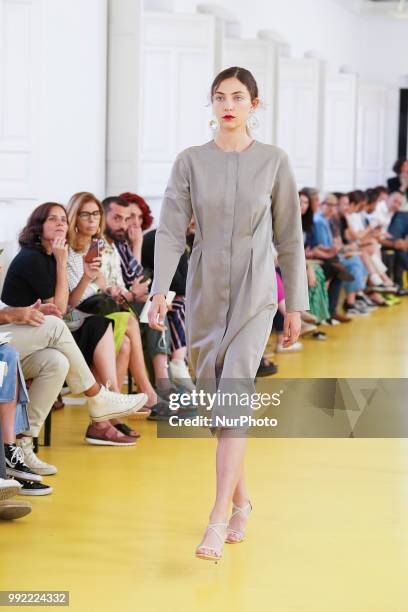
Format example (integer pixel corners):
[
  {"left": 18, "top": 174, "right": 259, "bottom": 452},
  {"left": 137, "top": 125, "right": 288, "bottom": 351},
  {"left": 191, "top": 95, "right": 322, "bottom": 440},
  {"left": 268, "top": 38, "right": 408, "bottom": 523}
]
[
  {"left": 0, "top": 342, "right": 51, "bottom": 496},
  {"left": 301, "top": 187, "right": 320, "bottom": 214},
  {"left": 299, "top": 190, "right": 330, "bottom": 330},
  {"left": 1, "top": 203, "right": 148, "bottom": 449},
  {"left": 0, "top": 413, "right": 31, "bottom": 518},
  {"left": 368, "top": 190, "right": 402, "bottom": 236},
  {"left": 345, "top": 191, "right": 397, "bottom": 295},
  {"left": 387, "top": 159, "right": 408, "bottom": 211},
  {"left": 304, "top": 193, "right": 351, "bottom": 323},
  {"left": 382, "top": 203, "right": 408, "bottom": 293},
  {"left": 66, "top": 193, "right": 173, "bottom": 420},
  {"left": 313, "top": 194, "right": 373, "bottom": 317}
]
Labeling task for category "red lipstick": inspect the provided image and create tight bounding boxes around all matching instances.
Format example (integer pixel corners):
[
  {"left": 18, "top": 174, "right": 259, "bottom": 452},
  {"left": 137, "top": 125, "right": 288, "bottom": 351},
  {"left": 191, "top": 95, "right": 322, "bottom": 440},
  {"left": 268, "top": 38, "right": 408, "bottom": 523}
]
[{"left": 222, "top": 115, "right": 235, "bottom": 120}]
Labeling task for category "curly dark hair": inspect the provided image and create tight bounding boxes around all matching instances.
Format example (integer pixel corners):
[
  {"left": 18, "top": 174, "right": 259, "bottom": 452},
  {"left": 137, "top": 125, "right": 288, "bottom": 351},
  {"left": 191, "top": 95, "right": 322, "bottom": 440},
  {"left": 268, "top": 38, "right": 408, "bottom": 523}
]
[
  {"left": 119, "top": 192, "right": 154, "bottom": 231},
  {"left": 19, "top": 202, "right": 67, "bottom": 250}
]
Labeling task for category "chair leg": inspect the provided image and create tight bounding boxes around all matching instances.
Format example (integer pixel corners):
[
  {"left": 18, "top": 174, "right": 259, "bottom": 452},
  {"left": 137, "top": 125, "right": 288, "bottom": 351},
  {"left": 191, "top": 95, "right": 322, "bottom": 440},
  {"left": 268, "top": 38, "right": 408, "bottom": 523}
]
[
  {"left": 127, "top": 369, "right": 133, "bottom": 394},
  {"left": 43, "top": 412, "right": 52, "bottom": 447}
]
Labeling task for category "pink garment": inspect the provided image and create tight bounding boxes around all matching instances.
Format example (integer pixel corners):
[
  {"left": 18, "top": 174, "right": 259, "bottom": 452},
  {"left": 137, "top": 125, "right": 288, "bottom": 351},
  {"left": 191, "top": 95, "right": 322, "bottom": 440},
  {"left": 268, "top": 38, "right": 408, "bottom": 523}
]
[{"left": 276, "top": 269, "right": 285, "bottom": 303}]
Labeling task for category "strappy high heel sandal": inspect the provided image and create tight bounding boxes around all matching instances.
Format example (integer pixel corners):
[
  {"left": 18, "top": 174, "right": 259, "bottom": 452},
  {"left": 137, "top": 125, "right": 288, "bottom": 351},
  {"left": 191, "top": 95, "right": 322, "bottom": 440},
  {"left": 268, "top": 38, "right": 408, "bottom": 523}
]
[
  {"left": 225, "top": 500, "right": 252, "bottom": 544},
  {"left": 195, "top": 522, "right": 228, "bottom": 562}
]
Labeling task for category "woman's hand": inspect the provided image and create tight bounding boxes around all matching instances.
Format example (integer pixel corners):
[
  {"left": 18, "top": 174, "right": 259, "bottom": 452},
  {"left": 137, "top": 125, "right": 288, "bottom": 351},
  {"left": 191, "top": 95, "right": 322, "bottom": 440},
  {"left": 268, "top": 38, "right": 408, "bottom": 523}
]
[
  {"left": 148, "top": 294, "right": 167, "bottom": 331},
  {"left": 131, "top": 275, "right": 150, "bottom": 302},
  {"left": 83, "top": 256, "right": 102, "bottom": 282},
  {"left": 52, "top": 236, "right": 68, "bottom": 266},
  {"left": 127, "top": 224, "right": 143, "bottom": 247},
  {"left": 282, "top": 312, "right": 302, "bottom": 348},
  {"left": 106, "top": 285, "right": 125, "bottom": 303}
]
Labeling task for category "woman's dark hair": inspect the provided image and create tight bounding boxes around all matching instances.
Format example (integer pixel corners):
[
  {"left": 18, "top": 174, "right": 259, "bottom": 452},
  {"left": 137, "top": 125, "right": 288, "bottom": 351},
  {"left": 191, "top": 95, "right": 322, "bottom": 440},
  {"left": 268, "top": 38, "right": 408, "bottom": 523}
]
[
  {"left": 374, "top": 185, "right": 389, "bottom": 195},
  {"left": 348, "top": 190, "right": 365, "bottom": 206},
  {"left": 299, "top": 190, "right": 314, "bottom": 232},
  {"left": 19, "top": 202, "right": 67, "bottom": 250},
  {"left": 210, "top": 67, "right": 259, "bottom": 102},
  {"left": 365, "top": 188, "right": 379, "bottom": 205},
  {"left": 392, "top": 158, "right": 408, "bottom": 175}
]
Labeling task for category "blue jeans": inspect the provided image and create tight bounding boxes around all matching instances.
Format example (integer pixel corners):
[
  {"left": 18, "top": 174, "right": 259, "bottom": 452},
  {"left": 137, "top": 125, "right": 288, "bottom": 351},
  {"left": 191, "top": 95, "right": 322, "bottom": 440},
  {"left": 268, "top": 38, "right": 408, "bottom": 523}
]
[
  {"left": 338, "top": 254, "right": 368, "bottom": 294},
  {"left": 0, "top": 344, "right": 30, "bottom": 435}
]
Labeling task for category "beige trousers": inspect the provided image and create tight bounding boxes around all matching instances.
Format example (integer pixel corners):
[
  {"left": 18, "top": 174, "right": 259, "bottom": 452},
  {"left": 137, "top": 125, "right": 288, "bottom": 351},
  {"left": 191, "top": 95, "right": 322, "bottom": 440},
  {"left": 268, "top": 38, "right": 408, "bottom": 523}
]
[{"left": 1, "top": 316, "right": 95, "bottom": 436}]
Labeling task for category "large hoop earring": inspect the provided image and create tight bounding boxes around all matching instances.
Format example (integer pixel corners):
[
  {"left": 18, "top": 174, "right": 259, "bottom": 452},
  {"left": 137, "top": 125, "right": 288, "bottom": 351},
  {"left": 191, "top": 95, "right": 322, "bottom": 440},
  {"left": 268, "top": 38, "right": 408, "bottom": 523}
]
[
  {"left": 246, "top": 112, "right": 259, "bottom": 131},
  {"left": 209, "top": 117, "right": 219, "bottom": 131}
]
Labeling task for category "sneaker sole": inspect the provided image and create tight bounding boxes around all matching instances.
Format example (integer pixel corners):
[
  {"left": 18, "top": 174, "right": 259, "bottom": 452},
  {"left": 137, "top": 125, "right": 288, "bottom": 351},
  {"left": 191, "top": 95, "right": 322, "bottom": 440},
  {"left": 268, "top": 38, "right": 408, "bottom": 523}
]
[
  {"left": 0, "top": 484, "right": 22, "bottom": 501},
  {"left": 90, "top": 394, "right": 149, "bottom": 422},
  {"left": 0, "top": 502, "right": 32, "bottom": 520},
  {"left": 26, "top": 467, "right": 58, "bottom": 476},
  {"left": 17, "top": 487, "right": 53, "bottom": 496},
  {"left": 6, "top": 468, "right": 42, "bottom": 483},
  {"left": 84, "top": 436, "right": 136, "bottom": 446}
]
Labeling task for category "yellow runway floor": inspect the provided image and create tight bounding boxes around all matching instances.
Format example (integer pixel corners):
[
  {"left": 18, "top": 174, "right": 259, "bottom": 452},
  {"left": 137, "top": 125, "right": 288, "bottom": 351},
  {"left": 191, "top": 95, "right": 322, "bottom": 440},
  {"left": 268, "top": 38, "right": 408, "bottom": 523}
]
[{"left": 1, "top": 300, "right": 408, "bottom": 612}]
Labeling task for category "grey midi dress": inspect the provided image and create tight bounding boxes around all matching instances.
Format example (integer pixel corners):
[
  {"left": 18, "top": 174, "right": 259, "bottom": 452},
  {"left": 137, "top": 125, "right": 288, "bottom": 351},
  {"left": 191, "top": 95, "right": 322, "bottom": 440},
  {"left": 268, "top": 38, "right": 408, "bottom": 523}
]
[{"left": 150, "top": 139, "right": 309, "bottom": 431}]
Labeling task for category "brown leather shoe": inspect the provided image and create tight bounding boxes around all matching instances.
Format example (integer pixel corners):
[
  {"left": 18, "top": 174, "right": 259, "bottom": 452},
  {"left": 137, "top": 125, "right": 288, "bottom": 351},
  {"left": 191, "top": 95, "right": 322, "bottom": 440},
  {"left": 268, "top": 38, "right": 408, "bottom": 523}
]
[
  {"left": 0, "top": 500, "right": 32, "bottom": 520},
  {"left": 84, "top": 423, "right": 137, "bottom": 446},
  {"left": 332, "top": 312, "right": 352, "bottom": 323}
]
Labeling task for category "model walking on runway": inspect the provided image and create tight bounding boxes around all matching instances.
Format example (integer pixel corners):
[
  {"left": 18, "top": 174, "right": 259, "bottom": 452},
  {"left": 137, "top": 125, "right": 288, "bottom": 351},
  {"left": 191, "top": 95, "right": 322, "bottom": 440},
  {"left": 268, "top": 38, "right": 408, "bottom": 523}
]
[{"left": 148, "top": 67, "right": 309, "bottom": 562}]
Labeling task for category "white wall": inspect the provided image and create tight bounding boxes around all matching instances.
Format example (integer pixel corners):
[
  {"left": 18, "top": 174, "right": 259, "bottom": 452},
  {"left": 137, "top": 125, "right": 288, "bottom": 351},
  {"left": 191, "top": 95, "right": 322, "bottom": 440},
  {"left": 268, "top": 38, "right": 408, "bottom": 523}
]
[
  {"left": 175, "top": 0, "right": 359, "bottom": 71},
  {"left": 0, "top": 0, "right": 107, "bottom": 257},
  {"left": 356, "top": 17, "right": 408, "bottom": 86}
]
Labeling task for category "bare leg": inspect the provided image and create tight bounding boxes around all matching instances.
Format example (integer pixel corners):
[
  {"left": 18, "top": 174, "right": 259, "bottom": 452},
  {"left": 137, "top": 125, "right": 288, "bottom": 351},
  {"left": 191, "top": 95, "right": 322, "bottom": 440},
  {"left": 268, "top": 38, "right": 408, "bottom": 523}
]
[
  {"left": 115, "top": 335, "right": 131, "bottom": 391},
  {"left": 124, "top": 317, "right": 158, "bottom": 407},
  {"left": 110, "top": 336, "right": 131, "bottom": 427},
  {"left": 172, "top": 346, "right": 187, "bottom": 361},
  {"left": 232, "top": 465, "right": 250, "bottom": 506},
  {"left": 152, "top": 353, "right": 169, "bottom": 387},
  {"left": 345, "top": 290, "right": 356, "bottom": 305},
  {"left": 88, "top": 327, "right": 126, "bottom": 433},
  {"left": 196, "top": 436, "right": 248, "bottom": 554},
  {"left": 92, "top": 326, "right": 119, "bottom": 391}
]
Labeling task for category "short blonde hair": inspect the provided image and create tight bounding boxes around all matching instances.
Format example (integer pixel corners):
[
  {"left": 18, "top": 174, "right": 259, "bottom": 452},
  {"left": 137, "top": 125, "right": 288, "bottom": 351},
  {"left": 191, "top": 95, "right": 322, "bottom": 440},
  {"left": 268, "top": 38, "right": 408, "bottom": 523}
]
[{"left": 66, "top": 192, "right": 105, "bottom": 252}]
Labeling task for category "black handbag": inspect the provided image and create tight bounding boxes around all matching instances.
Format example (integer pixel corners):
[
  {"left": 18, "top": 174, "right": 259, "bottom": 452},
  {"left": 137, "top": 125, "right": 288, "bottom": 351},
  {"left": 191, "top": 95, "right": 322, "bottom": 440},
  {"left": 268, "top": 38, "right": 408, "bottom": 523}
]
[{"left": 76, "top": 293, "right": 124, "bottom": 317}]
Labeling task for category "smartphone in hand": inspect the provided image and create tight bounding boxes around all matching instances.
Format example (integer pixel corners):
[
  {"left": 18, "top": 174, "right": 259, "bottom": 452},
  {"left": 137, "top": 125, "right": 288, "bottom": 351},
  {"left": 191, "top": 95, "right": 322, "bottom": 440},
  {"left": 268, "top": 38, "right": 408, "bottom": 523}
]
[{"left": 84, "top": 239, "right": 105, "bottom": 263}]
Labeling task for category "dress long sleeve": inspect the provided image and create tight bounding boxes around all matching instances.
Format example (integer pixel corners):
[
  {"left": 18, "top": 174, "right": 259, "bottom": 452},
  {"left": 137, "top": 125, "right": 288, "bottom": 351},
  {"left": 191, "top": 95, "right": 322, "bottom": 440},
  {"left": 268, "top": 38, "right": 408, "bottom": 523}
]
[
  {"left": 149, "top": 154, "right": 193, "bottom": 298},
  {"left": 271, "top": 153, "right": 310, "bottom": 312}
]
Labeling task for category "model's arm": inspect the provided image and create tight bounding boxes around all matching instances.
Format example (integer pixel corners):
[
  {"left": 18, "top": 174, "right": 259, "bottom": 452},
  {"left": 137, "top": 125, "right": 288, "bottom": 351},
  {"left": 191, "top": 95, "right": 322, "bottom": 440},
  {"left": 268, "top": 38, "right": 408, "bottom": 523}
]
[
  {"left": 149, "top": 154, "right": 193, "bottom": 299},
  {"left": 148, "top": 154, "right": 193, "bottom": 331},
  {"left": 271, "top": 153, "right": 310, "bottom": 313}
]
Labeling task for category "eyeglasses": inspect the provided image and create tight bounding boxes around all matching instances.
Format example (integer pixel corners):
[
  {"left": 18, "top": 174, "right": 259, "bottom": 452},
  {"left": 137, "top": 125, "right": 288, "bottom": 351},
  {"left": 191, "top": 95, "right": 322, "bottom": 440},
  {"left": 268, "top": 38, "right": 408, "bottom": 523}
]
[
  {"left": 78, "top": 211, "right": 101, "bottom": 220},
  {"left": 47, "top": 216, "right": 68, "bottom": 224}
]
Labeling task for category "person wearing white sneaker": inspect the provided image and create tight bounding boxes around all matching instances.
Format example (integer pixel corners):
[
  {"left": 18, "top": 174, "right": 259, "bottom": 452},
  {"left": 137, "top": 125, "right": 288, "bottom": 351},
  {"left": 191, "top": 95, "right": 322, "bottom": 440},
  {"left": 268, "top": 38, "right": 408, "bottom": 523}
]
[
  {"left": 148, "top": 68, "right": 309, "bottom": 562},
  {"left": 16, "top": 436, "right": 57, "bottom": 476},
  {"left": 1, "top": 203, "right": 149, "bottom": 448}
]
